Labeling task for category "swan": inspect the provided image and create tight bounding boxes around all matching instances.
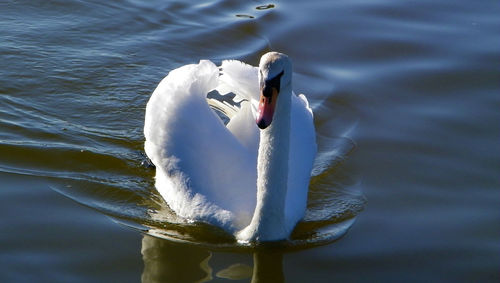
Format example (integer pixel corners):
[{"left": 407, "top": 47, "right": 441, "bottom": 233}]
[{"left": 144, "top": 52, "right": 316, "bottom": 242}]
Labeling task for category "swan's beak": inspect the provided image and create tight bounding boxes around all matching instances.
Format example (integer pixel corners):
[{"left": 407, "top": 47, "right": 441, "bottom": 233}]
[{"left": 256, "top": 86, "right": 278, "bottom": 129}]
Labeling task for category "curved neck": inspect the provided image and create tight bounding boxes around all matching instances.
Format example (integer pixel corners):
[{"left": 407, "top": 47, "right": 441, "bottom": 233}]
[{"left": 239, "top": 84, "right": 292, "bottom": 242}]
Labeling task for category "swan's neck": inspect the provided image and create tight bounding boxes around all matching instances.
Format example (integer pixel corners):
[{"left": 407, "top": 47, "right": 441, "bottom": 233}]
[{"left": 239, "top": 84, "right": 292, "bottom": 242}]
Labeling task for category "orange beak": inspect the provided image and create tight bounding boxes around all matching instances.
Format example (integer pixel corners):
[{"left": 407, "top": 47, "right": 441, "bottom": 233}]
[{"left": 256, "top": 86, "right": 278, "bottom": 129}]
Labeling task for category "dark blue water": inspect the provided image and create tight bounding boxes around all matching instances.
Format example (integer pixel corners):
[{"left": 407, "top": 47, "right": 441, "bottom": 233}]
[{"left": 1, "top": 0, "right": 499, "bottom": 281}]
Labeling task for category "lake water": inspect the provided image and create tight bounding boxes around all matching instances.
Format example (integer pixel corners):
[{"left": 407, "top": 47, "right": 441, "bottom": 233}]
[{"left": 1, "top": 0, "right": 499, "bottom": 282}]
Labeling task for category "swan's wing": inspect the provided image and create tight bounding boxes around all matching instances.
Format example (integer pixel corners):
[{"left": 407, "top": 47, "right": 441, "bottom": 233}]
[
  {"left": 216, "top": 59, "right": 260, "bottom": 102},
  {"left": 286, "top": 92, "right": 317, "bottom": 229},
  {"left": 226, "top": 101, "right": 260, "bottom": 155},
  {"left": 144, "top": 60, "right": 256, "bottom": 231}
]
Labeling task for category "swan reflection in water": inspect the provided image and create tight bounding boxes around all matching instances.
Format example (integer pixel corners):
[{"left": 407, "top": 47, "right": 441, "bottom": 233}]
[
  {"left": 137, "top": 137, "right": 363, "bottom": 282},
  {"left": 138, "top": 201, "right": 358, "bottom": 283},
  {"left": 141, "top": 234, "right": 285, "bottom": 283}
]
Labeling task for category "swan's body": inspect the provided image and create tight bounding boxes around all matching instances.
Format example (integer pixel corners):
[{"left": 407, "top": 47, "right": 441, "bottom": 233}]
[{"left": 144, "top": 52, "right": 316, "bottom": 242}]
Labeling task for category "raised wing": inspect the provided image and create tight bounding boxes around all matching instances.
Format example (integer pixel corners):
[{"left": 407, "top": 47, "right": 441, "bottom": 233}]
[{"left": 144, "top": 60, "right": 256, "bottom": 231}]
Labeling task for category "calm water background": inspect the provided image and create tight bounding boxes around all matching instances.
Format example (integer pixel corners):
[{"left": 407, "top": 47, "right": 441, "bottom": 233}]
[{"left": 1, "top": 0, "right": 499, "bottom": 282}]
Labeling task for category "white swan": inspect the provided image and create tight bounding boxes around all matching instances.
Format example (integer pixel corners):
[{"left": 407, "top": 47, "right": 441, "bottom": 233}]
[{"left": 144, "top": 52, "right": 316, "bottom": 242}]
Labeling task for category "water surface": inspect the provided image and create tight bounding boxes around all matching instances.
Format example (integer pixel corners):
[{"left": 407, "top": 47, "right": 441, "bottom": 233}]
[{"left": 1, "top": 0, "right": 499, "bottom": 282}]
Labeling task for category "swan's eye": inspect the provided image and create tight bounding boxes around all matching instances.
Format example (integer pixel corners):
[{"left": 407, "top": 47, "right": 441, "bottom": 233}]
[
  {"left": 262, "top": 85, "right": 273, "bottom": 98},
  {"left": 262, "top": 70, "right": 284, "bottom": 94}
]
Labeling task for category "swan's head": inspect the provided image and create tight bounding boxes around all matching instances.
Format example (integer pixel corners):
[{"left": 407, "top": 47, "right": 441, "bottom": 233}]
[{"left": 256, "top": 52, "right": 292, "bottom": 129}]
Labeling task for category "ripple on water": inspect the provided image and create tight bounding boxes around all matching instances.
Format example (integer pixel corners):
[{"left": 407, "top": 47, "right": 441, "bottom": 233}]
[
  {"left": 49, "top": 125, "right": 365, "bottom": 251},
  {"left": 38, "top": 74, "right": 365, "bottom": 250},
  {"left": 0, "top": 0, "right": 365, "bottom": 250}
]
